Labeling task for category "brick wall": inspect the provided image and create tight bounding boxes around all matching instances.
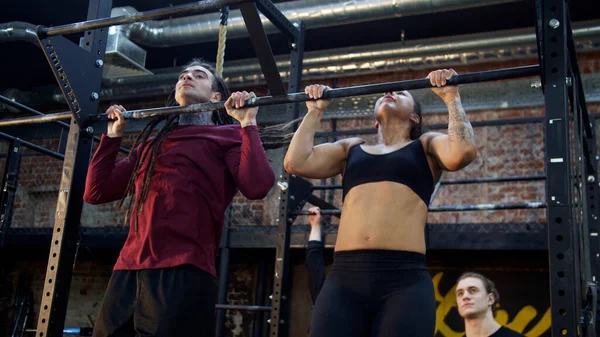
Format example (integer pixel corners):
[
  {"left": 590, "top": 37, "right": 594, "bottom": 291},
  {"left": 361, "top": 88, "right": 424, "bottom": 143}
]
[
  {"left": 8, "top": 132, "right": 283, "bottom": 229},
  {"left": 2, "top": 259, "right": 111, "bottom": 331},
  {"left": 2, "top": 258, "right": 259, "bottom": 335},
  {"left": 223, "top": 264, "right": 260, "bottom": 337}
]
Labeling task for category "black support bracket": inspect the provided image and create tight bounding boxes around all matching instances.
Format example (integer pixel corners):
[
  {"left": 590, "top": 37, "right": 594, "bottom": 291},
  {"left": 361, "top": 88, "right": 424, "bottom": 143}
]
[
  {"left": 539, "top": 0, "right": 580, "bottom": 335},
  {"left": 35, "top": 11, "right": 109, "bottom": 128},
  {"left": 269, "top": 20, "right": 304, "bottom": 337}
]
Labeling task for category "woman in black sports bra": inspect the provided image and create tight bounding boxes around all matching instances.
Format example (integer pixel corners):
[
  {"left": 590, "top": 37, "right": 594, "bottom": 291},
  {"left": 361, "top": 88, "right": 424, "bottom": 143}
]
[{"left": 284, "top": 69, "right": 477, "bottom": 337}]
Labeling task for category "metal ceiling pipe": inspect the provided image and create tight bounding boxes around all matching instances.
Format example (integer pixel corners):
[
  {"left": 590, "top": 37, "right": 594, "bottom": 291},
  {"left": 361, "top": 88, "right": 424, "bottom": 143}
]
[
  {"left": 0, "top": 21, "right": 38, "bottom": 45},
  {"left": 2, "top": 21, "right": 600, "bottom": 108},
  {"left": 112, "top": 0, "right": 524, "bottom": 47},
  {"left": 101, "top": 20, "right": 600, "bottom": 89},
  {"left": 223, "top": 21, "right": 600, "bottom": 80}
]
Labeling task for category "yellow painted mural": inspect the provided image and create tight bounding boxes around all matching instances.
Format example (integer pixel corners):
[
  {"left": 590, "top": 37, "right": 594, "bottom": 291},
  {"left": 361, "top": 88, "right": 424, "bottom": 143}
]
[{"left": 432, "top": 272, "right": 551, "bottom": 337}]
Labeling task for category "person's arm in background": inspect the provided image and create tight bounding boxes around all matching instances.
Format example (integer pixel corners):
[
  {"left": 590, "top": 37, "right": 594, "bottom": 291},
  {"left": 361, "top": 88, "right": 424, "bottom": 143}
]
[{"left": 305, "top": 207, "right": 326, "bottom": 304}]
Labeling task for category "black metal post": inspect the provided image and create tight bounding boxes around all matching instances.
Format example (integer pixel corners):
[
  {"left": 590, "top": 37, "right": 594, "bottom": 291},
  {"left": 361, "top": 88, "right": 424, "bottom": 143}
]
[
  {"left": 539, "top": 0, "right": 579, "bottom": 336},
  {"left": 253, "top": 0, "right": 299, "bottom": 41},
  {"left": 583, "top": 141, "right": 600, "bottom": 286},
  {"left": 566, "top": 9, "right": 599, "bottom": 336},
  {"left": 239, "top": 2, "right": 286, "bottom": 96},
  {"left": 584, "top": 99, "right": 600, "bottom": 337},
  {"left": 58, "top": 129, "right": 68, "bottom": 155},
  {"left": 569, "top": 63, "right": 586, "bottom": 337},
  {"left": 568, "top": 28, "right": 598, "bottom": 337},
  {"left": 270, "top": 21, "right": 304, "bottom": 337},
  {"left": 35, "top": 0, "right": 111, "bottom": 335},
  {"left": 253, "top": 259, "right": 268, "bottom": 337},
  {"left": 572, "top": 74, "right": 598, "bottom": 337},
  {"left": 34, "top": 81, "right": 97, "bottom": 337},
  {"left": 0, "top": 139, "right": 21, "bottom": 246},
  {"left": 216, "top": 207, "right": 231, "bottom": 337},
  {"left": 566, "top": 10, "right": 595, "bottom": 175}
]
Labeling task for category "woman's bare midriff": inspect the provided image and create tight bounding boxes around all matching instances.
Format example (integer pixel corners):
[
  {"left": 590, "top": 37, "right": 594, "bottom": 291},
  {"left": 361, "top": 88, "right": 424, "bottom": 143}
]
[{"left": 335, "top": 182, "right": 428, "bottom": 254}]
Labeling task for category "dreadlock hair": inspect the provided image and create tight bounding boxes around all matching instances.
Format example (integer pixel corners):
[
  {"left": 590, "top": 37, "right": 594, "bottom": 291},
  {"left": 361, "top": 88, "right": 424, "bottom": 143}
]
[
  {"left": 257, "top": 118, "right": 299, "bottom": 150},
  {"left": 119, "top": 113, "right": 180, "bottom": 228},
  {"left": 120, "top": 59, "right": 295, "bottom": 227}
]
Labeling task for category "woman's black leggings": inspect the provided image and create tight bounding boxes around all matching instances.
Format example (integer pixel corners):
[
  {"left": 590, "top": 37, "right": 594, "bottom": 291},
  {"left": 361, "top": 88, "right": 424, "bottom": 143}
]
[{"left": 309, "top": 250, "right": 436, "bottom": 337}]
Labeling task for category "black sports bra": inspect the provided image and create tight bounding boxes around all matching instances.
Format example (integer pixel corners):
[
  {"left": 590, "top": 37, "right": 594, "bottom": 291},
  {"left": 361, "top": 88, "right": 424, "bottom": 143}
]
[{"left": 342, "top": 141, "right": 434, "bottom": 206}]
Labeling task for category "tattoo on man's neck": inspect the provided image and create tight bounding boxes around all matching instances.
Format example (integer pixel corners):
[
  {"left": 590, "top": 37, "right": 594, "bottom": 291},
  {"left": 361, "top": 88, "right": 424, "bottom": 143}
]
[{"left": 178, "top": 112, "right": 214, "bottom": 126}]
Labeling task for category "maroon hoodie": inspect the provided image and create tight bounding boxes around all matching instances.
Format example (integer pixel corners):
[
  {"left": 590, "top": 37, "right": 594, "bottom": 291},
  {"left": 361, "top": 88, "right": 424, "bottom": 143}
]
[{"left": 84, "top": 124, "right": 274, "bottom": 276}]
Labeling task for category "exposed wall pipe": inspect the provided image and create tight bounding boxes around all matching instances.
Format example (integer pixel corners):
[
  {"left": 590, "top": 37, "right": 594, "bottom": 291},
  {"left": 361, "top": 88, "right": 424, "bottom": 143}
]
[
  {"left": 102, "top": 20, "right": 600, "bottom": 89},
  {"left": 2, "top": 20, "right": 600, "bottom": 109},
  {"left": 0, "top": 22, "right": 38, "bottom": 45},
  {"left": 112, "top": 0, "right": 524, "bottom": 47}
]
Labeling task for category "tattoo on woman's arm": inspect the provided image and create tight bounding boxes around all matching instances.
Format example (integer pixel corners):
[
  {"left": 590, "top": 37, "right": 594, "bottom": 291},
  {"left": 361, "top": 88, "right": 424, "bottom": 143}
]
[{"left": 447, "top": 100, "right": 475, "bottom": 143}]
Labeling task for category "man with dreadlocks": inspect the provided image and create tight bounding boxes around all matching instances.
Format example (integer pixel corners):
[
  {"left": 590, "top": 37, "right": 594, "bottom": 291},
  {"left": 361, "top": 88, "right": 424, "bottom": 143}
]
[{"left": 84, "top": 60, "right": 275, "bottom": 337}]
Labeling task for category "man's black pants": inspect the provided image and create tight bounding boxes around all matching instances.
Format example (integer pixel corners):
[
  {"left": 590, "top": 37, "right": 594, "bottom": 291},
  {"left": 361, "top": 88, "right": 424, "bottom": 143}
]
[{"left": 92, "top": 265, "right": 217, "bottom": 337}]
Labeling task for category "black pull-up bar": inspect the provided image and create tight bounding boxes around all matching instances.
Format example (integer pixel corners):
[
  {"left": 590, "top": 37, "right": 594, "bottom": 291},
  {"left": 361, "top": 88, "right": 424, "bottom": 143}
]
[
  {"left": 0, "top": 65, "right": 540, "bottom": 128},
  {"left": 0, "top": 95, "right": 130, "bottom": 154},
  {"left": 101, "top": 64, "right": 540, "bottom": 121},
  {"left": 37, "top": 0, "right": 249, "bottom": 37}
]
